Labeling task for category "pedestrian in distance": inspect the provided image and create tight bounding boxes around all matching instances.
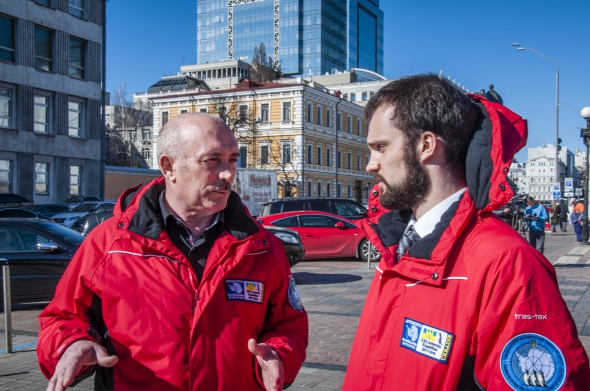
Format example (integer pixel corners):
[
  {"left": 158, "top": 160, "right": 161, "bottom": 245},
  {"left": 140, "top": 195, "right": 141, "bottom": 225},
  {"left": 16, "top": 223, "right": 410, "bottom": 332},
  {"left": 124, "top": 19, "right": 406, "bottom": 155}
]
[
  {"left": 37, "top": 113, "right": 308, "bottom": 391},
  {"left": 550, "top": 199, "right": 560, "bottom": 233},
  {"left": 524, "top": 196, "right": 548, "bottom": 253},
  {"left": 559, "top": 198, "right": 568, "bottom": 232},
  {"left": 570, "top": 199, "right": 584, "bottom": 243},
  {"left": 342, "top": 74, "right": 590, "bottom": 391}
]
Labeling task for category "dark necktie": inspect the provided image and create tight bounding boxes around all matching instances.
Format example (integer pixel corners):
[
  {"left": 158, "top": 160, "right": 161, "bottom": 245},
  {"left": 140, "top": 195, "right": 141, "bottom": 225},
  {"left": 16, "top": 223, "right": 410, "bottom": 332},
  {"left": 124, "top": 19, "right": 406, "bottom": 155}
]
[{"left": 396, "top": 225, "right": 421, "bottom": 262}]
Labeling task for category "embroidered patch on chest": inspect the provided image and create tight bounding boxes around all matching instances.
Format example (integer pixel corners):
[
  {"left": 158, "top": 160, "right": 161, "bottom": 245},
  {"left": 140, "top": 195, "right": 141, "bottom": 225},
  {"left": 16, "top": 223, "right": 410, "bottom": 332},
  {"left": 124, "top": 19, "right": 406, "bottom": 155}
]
[
  {"left": 224, "top": 279, "right": 265, "bottom": 304},
  {"left": 500, "top": 333, "right": 566, "bottom": 391},
  {"left": 400, "top": 318, "right": 454, "bottom": 364}
]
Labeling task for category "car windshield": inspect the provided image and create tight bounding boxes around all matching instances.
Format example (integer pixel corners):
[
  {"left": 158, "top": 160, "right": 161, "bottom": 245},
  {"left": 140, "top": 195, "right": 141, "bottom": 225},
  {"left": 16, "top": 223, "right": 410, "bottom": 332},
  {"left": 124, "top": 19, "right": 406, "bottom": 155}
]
[
  {"left": 33, "top": 222, "right": 85, "bottom": 246},
  {"left": 70, "top": 203, "right": 98, "bottom": 212},
  {"left": 63, "top": 196, "right": 81, "bottom": 202}
]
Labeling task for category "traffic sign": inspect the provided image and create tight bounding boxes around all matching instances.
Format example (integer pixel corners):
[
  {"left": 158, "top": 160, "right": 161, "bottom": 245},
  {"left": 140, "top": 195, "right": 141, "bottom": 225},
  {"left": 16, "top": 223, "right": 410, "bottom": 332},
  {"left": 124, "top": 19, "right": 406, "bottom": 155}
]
[{"left": 553, "top": 191, "right": 561, "bottom": 200}]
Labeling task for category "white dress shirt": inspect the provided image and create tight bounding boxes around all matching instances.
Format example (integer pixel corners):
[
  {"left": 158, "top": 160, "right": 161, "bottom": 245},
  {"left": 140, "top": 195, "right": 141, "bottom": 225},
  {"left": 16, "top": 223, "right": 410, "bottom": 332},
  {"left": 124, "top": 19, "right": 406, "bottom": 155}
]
[{"left": 406, "top": 187, "right": 467, "bottom": 238}]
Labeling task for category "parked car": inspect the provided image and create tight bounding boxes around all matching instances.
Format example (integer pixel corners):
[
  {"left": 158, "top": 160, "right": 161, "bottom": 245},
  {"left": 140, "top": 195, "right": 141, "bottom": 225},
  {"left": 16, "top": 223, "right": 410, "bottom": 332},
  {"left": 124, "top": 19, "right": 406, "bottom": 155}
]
[
  {"left": 263, "top": 225, "right": 304, "bottom": 267},
  {"left": 260, "top": 197, "right": 368, "bottom": 220},
  {"left": 258, "top": 211, "right": 380, "bottom": 261},
  {"left": 0, "top": 193, "right": 33, "bottom": 206},
  {"left": 74, "top": 210, "right": 114, "bottom": 235},
  {"left": 52, "top": 201, "right": 115, "bottom": 228},
  {"left": 0, "top": 219, "right": 85, "bottom": 306},
  {"left": 20, "top": 204, "right": 71, "bottom": 218},
  {"left": 0, "top": 208, "right": 53, "bottom": 220},
  {"left": 61, "top": 195, "right": 101, "bottom": 209}
]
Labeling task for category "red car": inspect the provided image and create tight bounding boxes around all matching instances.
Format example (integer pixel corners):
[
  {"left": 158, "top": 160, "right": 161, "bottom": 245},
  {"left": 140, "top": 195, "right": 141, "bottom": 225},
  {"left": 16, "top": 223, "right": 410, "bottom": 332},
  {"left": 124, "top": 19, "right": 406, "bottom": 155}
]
[{"left": 258, "top": 211, "right": 381, "bottom": 261}]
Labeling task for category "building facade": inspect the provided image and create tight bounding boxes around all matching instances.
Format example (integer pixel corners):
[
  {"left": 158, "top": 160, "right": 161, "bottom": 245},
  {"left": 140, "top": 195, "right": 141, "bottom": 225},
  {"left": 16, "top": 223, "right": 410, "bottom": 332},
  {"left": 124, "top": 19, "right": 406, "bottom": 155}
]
[
  {"left": 525, "top": 144, "right": 578, "bottom": 201},
  {"left": 0, "top": 0, "right": 104, "bottom": 203},
  {"left": 196, "top": 0, "right": 384, "bottom": 76},
  {"left": 136, "top": 77, "right": 374, "bottom": 202}
]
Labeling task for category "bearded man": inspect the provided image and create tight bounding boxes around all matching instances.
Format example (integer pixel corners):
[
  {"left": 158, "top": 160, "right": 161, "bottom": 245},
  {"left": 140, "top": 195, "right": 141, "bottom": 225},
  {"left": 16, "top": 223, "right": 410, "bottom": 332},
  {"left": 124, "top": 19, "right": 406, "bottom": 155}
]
[{"left": 342, "top": 74, "right": 589, "bottom": 390}]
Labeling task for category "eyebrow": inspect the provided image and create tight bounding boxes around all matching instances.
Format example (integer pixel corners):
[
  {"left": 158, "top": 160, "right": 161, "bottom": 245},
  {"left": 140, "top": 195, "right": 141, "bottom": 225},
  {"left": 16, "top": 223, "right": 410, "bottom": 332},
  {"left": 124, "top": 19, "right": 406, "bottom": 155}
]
[{"left": 367, "top": 140, "right": 389, "bottom": 148}]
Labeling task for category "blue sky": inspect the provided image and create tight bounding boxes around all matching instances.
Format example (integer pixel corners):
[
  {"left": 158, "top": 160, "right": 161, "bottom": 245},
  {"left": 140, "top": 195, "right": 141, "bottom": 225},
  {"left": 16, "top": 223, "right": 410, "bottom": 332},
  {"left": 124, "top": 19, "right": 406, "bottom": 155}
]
[{"left": 107, "top": 0, "right": 590, "bottom": 162}]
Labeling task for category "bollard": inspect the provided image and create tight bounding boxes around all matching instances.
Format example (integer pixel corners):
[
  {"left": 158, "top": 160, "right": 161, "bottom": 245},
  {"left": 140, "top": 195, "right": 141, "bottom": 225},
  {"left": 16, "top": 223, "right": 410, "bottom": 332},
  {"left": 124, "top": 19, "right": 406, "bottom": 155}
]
[
  {"left": 367, "top": 241, "right": 372, "bottom": 269},
  {"left": 1, "top": 260, "right": 11, "bottom": 354}
]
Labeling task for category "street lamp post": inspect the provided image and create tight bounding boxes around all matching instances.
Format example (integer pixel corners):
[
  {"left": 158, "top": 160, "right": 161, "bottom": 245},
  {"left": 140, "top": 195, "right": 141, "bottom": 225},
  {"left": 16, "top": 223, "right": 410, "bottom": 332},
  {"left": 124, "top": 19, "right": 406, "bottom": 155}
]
[
  {"left": 580, "top": 107, "right": 590, "bottom": 244},
  {"left": 512, "top": 43, "right": 560, "bottom": 197}
]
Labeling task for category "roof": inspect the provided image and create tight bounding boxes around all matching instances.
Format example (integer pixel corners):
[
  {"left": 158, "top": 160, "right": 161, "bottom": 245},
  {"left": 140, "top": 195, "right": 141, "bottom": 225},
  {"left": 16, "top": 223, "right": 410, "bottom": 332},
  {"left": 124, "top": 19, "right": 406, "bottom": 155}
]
[{"left": 147, "top": 76, "right": 211, "bottom": 93}]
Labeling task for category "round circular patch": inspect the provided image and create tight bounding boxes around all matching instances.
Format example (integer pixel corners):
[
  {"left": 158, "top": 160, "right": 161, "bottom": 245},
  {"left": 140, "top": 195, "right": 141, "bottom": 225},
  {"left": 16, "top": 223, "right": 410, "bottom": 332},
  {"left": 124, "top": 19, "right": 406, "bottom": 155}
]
[
  {"left": 288, "top": 277, "right": 303, "bottom": 312},
  {"left": 500, "top": 333, "right": 566, "bottom": 391}
]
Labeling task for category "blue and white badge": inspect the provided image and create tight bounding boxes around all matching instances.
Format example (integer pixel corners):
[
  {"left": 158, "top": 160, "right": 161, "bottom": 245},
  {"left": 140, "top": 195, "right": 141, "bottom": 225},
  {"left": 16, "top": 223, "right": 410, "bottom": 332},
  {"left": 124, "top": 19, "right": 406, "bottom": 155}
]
[
  {"left": 225, "top": 279, "right": 265, "bottom": 304},
  {"left": 500, "top": 333, "right": 566, "bottom": 391},
  {"left": 288, "top": 277, "right": 303, "bottom": 312},
  {"left": 400, "top": 318, "right": 454, "bottom": 364}
]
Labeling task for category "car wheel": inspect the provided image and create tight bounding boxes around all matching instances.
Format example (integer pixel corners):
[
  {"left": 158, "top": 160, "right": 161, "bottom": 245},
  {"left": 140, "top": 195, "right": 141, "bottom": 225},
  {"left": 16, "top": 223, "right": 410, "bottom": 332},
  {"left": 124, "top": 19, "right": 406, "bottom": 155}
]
[{"left": 359, "top": 239, "right": 381, "bottom": 262}]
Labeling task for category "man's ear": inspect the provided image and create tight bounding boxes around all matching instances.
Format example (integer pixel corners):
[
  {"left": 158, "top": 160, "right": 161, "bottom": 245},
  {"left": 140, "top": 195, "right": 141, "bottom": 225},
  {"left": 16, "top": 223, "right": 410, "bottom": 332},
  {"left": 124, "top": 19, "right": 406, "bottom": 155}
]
[
  {"left": 160, "top": 155, "right": 176, "bottom": 182},
  {"left": 416, "top": 131, "right": 443, "bottom": 164}
]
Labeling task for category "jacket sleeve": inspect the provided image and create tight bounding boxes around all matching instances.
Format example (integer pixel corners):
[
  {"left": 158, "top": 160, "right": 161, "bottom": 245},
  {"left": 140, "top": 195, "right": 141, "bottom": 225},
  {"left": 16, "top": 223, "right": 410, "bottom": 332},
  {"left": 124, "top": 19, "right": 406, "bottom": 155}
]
[
  {"left": 469, "top": 245, "right": 590, "bottom": 390},
  {"left": 257, "top": 235, "right": 308, "bottom": 386},
  {"left": 523, "top": 206, "right": 532, "bottom": 222},
  {"left": 538, "top": 205, "right": 549, "bottom": 222},
  {"left": 36, "top": 232, "right": 105, "bottom": 379}
]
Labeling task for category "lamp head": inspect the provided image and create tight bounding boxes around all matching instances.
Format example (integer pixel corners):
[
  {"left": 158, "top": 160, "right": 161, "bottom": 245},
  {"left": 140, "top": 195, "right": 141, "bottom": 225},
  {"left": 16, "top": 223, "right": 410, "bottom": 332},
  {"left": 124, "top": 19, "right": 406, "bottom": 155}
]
[
  {"left": 581, "top": 107, "right": 590, "bottom": 120},
  {"left": 512, "top": 43, "right": 521, "bottom": 46}
]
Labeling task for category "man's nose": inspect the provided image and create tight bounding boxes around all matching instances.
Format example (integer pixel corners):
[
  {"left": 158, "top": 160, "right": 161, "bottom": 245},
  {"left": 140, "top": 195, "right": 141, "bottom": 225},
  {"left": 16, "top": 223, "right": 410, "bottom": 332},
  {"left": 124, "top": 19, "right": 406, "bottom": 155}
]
[
  {"left": 219, "top": 163, "right": 235, "bottom": 181},
  {"left": 366, "top": 155, "right": 379, "bottom": 173}
]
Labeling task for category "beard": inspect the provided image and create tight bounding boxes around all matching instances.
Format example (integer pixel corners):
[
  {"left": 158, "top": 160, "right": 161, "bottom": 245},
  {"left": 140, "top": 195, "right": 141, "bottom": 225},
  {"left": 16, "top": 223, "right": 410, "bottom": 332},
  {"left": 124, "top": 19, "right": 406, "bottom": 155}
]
[{"left": 377, "top": 148, "right": 431, "bottom": 210}]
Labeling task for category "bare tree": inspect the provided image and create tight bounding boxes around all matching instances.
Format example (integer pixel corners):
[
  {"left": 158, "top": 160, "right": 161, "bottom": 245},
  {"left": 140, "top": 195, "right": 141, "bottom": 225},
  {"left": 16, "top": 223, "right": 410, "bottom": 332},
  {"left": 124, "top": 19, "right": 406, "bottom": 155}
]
[{"left": 250, "top": 42, "right": 276, "bottom": 83}]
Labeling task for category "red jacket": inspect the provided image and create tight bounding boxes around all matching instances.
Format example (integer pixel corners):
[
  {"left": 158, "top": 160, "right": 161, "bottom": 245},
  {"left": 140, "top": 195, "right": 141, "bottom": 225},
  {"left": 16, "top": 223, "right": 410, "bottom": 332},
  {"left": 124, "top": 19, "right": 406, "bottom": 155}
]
[
  {"left": 38, "top": 178, "right": 308, "bottom": 390},
  {"left": 343, "top": 96, "right": 590, "bottom": 390}
]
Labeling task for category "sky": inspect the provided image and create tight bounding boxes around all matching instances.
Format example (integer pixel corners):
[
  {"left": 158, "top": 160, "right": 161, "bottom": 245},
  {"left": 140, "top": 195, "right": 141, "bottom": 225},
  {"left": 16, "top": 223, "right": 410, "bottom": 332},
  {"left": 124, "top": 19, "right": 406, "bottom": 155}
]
[{"left": 106, "top": 0, "right": 590, "bottom": 162}]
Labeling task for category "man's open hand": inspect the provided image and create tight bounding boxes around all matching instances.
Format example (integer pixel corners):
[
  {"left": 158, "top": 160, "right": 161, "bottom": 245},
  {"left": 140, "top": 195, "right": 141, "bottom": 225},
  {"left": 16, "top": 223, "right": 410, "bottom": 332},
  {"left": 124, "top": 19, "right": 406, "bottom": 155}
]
[
  {"left": 47, "top": 340, "right": 118, "bottom": 391},
  {"left": 248, "top": 338, "right": 284, "bottom": 391}
]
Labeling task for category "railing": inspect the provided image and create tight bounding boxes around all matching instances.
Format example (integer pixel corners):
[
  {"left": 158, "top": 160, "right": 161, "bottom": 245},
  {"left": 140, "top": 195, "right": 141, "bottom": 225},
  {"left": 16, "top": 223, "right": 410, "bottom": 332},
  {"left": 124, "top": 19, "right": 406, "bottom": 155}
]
[{"left": 1, "top": 259, "right": 11, "bottom": 353}]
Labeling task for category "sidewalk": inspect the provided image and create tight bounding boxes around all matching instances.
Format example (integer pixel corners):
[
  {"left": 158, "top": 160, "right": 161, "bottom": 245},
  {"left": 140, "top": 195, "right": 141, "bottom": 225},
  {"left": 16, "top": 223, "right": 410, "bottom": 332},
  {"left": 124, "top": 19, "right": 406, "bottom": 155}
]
[{"left": 0, "top": 229, "right": 589, "bottom": 390}]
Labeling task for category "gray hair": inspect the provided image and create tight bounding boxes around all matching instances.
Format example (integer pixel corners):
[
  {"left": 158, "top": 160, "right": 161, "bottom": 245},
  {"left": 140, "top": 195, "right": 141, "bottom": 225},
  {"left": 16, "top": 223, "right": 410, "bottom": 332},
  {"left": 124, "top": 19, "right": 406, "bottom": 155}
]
[{"left": 157, "top": 112, "right": 227, "bottom": 162}]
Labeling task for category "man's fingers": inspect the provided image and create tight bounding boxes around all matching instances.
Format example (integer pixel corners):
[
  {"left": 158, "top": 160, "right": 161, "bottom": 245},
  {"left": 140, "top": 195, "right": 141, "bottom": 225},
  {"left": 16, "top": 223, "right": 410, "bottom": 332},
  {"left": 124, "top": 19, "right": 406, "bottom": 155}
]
[
  {"left": 46, "top": 375, "right": 57, "bottom": 391},
  {"left": 94, "top": 344, "right": 119, "bottom": 368},
  {"left": 248, "top": 338, "right": 271, "bottom": 357}
]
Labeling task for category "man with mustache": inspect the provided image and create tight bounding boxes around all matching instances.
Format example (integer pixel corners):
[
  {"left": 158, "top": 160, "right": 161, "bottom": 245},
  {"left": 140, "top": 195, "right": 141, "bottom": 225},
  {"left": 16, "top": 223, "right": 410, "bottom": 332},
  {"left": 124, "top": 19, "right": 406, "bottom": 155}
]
[
  {"left": 38, "top": 113, "right": 308, "bottom": 391},
  {"left": 343, "top": 75, "right": 589, "bottom": 390}
]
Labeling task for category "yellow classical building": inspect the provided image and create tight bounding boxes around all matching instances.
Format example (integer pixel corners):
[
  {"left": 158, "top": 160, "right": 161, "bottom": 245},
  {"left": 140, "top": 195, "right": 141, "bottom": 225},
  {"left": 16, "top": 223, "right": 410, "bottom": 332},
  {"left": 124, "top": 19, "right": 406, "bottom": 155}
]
[{"left": 137, "top": 76, "right": 374, "bottom": 203}]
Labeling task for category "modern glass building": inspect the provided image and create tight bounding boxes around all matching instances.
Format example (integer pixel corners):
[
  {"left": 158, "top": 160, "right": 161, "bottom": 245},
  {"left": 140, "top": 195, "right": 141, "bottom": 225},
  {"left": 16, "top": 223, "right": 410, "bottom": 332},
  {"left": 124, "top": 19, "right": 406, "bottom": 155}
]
[{"left": 196, "top": 0, "right": 384, "bottom": 76}]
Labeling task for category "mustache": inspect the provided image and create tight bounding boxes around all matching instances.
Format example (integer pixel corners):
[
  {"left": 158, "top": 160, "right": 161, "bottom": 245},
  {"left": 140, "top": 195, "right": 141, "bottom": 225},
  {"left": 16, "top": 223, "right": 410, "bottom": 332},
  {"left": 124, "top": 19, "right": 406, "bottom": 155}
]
[
  {"left": 374, "top": 173, "right": 386, "bottom": 184},
  {"left": 211, "top": 182, "right": 231, "bottom": 191}
]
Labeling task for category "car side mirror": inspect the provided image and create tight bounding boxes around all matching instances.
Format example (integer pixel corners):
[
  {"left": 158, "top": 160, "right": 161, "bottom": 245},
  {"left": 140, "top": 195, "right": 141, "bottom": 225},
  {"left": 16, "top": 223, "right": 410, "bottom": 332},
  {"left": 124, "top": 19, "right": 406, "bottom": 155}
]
[
  {"left": 37, "top": 242, "right": 60, "bottom": 252},
  {"left": 359, "top": 210, "right": 368, "bottom": 217},
  {"left": 335, "top": 221, "right": 346, "bottom": 229}
]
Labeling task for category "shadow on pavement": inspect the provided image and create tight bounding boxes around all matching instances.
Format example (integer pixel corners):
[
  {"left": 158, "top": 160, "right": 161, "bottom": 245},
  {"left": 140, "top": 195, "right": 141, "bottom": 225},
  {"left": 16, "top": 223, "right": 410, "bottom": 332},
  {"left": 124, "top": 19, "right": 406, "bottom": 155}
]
[{"left": 293, "top": 272, "right": 362, "bottom": 285}]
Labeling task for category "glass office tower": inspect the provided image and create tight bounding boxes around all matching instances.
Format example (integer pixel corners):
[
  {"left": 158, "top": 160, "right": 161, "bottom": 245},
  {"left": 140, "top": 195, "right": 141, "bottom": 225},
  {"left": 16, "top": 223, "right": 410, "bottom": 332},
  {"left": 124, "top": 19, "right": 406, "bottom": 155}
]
[{"left": 196, "top": 0, "right": 384, "bottom": 76}]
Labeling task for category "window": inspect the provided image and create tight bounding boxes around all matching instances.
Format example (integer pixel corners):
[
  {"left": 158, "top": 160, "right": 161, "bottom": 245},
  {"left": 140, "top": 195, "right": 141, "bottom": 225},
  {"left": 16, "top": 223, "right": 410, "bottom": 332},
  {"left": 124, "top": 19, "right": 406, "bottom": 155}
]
[
  {"left": 68, "top": 0, "right": 85, "bottom": 18},
  {"left": 217, "top": 105, "right": 226, "bottom": 120},
  {"left": 0, "top": 87, "right": 11, "bottom": 128},
  {"left": 337, "top": 183, "right": 342, "bottom": 197},
  {"left": 362, "top": 92, "right": 368, "bottom": 101},
  {"left": 34, "top": 26, "right": 53, "bottom": 71},
  {"left": 238, "top": 104, "right": 248, "bottom": 123},
  {"left": 317, "top": 147, "right": 322, "bottom": 165},
  {"left": 326, "top": 109, "right": 331, "bottom": 127},
  {"left": 161, "top": 112, "right": 169, "bottom": 127},
  {"left": 34, "top": 94, "right": 49, "bottom": 133},
  {"left": 199, "top": 107, "right": 207, "bottom": 113},
  {"left": 272, "top": 216, "right": 299, "bottom": 228},
  {"left": 142, "top": 128, "right": 151, "bottom": 140},
  {"left": 307, "top": 145, "right": 312, "bottom": 164},
  {"left": 348, "top": 184, "right": 352, "bottom": 198},
  {"left": 180, "top": 109, "right": 188, "bottom": 114},
  {"left": 142, "top": 148, "right": 150, "bottom": 160},
  {"left": 307, "top": 103, "right": 312, "bottom": 122},
  {"left": 307, "top": 182, "right": 312, "bottom": 196},
  {"left": 347, "top": 116, "right": 352, "bottom": 133},
  {"left": 129, "top": 130, "right": 137, "bottom": 142},
  {"left": 357, "top": 155, "right": 361, "bottom": 170},
  {"left": 347, "top": 153, "right": 351, "bottom": 169},
  {"left": 70, "top": 165, "right": 80, "bottom": 195},
  {"left": 238, "top": 146, "right": 247, "bottom": 168},
  {"left": 316, "top": 106, "right": 322, "bottom": 125},
  {"left": 69, "top": 37, "right": 85, "bottom": 79},
  {"left": 317, "top": 182, "right": 322, "bottom": 196},
  {"left": 338, "top": 151, "right": 342, "bottom": 168},
  {"left": 35, "top": 163, "right": 48, "bottom": 194},
  {"left": 34, "top": 0, "right": 51, "bottom": 5},
  {"left": 282, "top": 102, "right": 291, "bottom": 122},
  {"left": 68, "top": 101, "right": 82, "bottom": 137},
  {"left": 350, "top": 93, "right": 356, "bottom": 102},
  {"left": 261, "top": 103, "right": 269, "bottom": 122},
  {"left": 326, "top": 183, "right": 331, "bottom": 197},
  {"left": 343, "top": 93, "right": 348, "bottom": 101},
  {"left": 326, "top": 149, "right": 331, "bottom": 167},
  {"left": 282, "top": 144, "right": 291, "bottom": 163},
  {"left": 0, "top": 160, "right": 11, "bottom": 193},
  {"left": 260, "top": 145, "right": 269, "bottom": 164},
  {"left": 337, "top": 113, "right": 342, "bottom": 131},
  {"left": 0, "top": 15, "right": 15, "bottom": 63},
  {"left": 357, "top": 119, "right": 361, "bottom": 135}
]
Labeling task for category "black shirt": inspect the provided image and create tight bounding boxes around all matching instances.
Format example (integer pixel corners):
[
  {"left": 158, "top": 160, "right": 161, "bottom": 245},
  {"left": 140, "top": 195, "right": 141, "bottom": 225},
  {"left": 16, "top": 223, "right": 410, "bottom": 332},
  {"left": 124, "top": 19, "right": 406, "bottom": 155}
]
[{"left": 159, "top": 191, "right": 225, "bottom": 283}]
